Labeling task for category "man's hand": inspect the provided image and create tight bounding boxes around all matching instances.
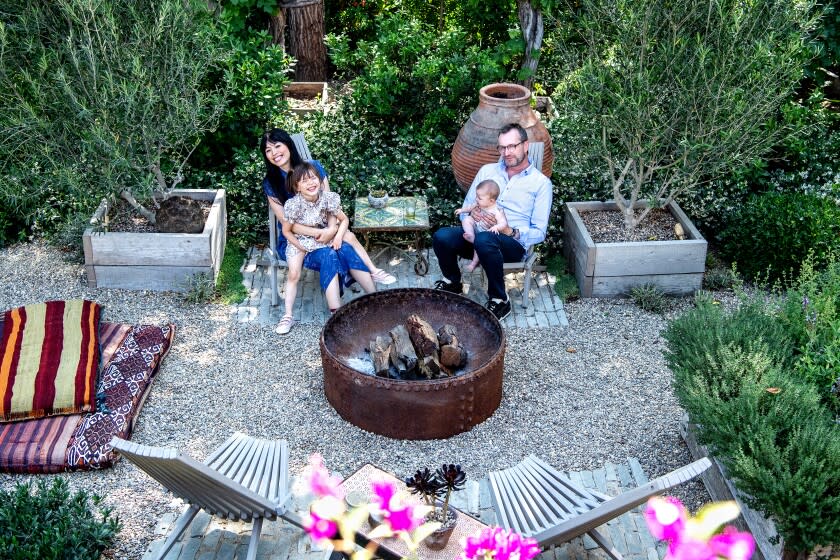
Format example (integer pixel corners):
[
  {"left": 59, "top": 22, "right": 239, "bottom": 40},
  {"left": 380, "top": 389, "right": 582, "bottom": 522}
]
[
  {"left": 330, "top": 234, "right": 343, "bottom": 250},
  {"left": 471, "top": 207, "right": 497, "bottom": 228}
]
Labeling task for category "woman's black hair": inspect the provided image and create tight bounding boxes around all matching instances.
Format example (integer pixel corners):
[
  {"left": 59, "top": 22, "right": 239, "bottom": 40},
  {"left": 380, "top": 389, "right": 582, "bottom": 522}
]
[
  {"left": 260, "top": 128, "right": 304, "bottom": 200},
  {"left": 287, "top": 162, "right": 322, "bottom": 195}
]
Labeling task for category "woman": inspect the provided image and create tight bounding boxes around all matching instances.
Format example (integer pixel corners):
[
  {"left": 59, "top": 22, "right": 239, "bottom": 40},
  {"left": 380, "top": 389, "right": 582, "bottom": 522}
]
[{"left": 261, "top": 129, "right": 396, "bottom": 334}]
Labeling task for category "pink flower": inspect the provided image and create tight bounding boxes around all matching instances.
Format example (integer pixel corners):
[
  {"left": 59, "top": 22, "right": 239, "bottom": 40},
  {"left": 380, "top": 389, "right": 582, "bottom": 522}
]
[
  {"left": 460, "top": 526, "right": 540, "bottom": 560},
  {"left": 666, "top": 538, "right": 715, "bottom": 560},
  {"left": 386, "top": 503, "right": 425, "bottom": 532},
  {"left": 646, "top": 496, "right": 687, "bottom": 542},
  {"left": 304, "top": 509, "right": 338, "bottom": 542},
  {"left": 370, "top": 479, "right": 396, "bottom": 510},
  {"left": 709, "top": 527, "right": 756, "bottom": 560},
  {"left": 370, "top": 479, "right": 425, "bottom": 533},
  {"left": 304, "top": 454, "right": 345, "bottom": 499},
  {"left": 646, "top": 497, "right": 755, "bottom": 560}
]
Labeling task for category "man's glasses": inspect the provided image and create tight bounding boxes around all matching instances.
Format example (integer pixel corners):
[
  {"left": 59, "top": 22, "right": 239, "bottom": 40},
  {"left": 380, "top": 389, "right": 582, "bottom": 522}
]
[{"left": 496, "top": 141, "right": 524, "bottom": 154}]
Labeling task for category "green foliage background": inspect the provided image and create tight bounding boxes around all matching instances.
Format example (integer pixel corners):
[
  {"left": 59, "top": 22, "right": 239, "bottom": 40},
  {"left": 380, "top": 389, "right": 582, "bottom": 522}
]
[{"left": 0, "top": 0, "right": 838, "bottom": 276}]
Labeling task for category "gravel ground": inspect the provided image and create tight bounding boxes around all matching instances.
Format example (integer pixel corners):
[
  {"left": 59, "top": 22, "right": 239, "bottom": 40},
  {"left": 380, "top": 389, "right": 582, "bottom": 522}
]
[{"left": 0, "top": 241, "right": 713, "bottom": 559}]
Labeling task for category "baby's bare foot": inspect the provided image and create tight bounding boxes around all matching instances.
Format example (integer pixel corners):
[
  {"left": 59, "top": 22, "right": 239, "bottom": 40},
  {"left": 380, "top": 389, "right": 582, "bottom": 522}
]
[{"left": 466, "top": 261, "right": 480, "bottom": 272}]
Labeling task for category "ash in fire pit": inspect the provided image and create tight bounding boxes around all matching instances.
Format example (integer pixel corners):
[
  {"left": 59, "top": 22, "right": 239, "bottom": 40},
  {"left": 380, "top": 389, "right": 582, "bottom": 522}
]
[{"left": 367, "top": 314, "right": 467, "bottom": 379}]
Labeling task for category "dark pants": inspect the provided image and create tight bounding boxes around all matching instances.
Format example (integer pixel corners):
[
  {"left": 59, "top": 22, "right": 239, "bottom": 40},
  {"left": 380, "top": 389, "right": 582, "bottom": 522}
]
[{"left": 432, "top": 227, "right": 525, "bottom": 301}]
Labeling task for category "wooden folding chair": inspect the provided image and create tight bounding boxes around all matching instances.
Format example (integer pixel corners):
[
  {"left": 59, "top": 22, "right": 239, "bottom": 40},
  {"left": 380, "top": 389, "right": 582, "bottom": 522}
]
[
  {"left": 489, "top": 455, "right": 711, "bottom": 560},
  {"left": 112, "top": 433, "right": 301, "bottom": 560}
]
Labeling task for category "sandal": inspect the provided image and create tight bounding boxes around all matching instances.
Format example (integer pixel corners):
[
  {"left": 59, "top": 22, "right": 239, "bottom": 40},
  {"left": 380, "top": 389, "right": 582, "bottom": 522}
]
[
  {"left": 371, "top": 269, "right": 397, "bottom": 285},
  {"left": 274, "top": 315, "right": 296, "bottom": 335}
]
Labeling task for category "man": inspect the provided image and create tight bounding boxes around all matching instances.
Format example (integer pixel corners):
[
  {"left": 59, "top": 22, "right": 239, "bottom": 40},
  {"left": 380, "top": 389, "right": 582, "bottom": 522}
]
[{"left": 433, "top": 123, "right": 553, "bottom": 320}]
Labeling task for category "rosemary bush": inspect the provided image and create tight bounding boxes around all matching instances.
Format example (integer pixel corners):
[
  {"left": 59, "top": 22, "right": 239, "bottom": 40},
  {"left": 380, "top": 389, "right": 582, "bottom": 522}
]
[
  {"left": 0, "top": 478, "right": 121, "bottom": 560},
  {"left": 664, "top": 286, "right": 840, "bottom": 555}
]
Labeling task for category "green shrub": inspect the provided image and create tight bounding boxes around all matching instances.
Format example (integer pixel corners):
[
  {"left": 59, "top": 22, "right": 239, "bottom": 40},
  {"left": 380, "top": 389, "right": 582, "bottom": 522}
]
[
  {"left": 299, "top": 106, "right": 463, "bottom": 232},
  {"left": 718, "top": 190, "right": 840, "bottom": 282},
  {"left": 326, "top": 13, "right": 513, "bottom": 136},
  {"left": 182, "top": 272, "right": 217, "bottom": 304},
  {"left": 0, "top": 478, "right": 121, "bottom": 560},
  {"left": 192, "top": 29, "right": 293, "bottom": 170},
  {"left": 185, "top": 148, "right": 267, "bottom": 248},
  {"left": 629, "top": 283, "right": 667, "bottom": 314},
  {"left": 663, "top": 297, "right": 796, "bottom": 390},
  {"left": 778, "top": 256, "right": 840, "bottom": 414},
  {"left": 702, "top": 266, "right": 738, "bottom": 291},
  {"left": 698, "top": 371, "right": 840, "bottom": 555},
  {"left": 665, "top": 284, "right": 840, "bottom": 555}
]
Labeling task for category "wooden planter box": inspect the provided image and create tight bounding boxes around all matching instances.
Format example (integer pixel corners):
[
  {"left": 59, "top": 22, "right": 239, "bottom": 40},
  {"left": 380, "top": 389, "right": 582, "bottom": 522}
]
[
  {"left": 283, "top": 81, "right": 329, "bottom": 115},
  {"left": 83, "top": 189, "right": 226, "bottom": 292},
  {"left": 563, "top": 200, "right": 707, "bottom": 298}
]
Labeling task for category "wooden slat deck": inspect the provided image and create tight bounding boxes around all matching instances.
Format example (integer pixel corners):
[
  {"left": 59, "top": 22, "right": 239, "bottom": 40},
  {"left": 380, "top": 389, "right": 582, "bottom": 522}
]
[{"left": 235, "top": 245, "right": 569, "bottom": 328}]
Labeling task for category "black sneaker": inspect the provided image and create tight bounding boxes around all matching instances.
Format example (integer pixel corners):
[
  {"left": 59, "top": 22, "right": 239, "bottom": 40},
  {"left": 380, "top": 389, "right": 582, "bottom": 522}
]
[
  {"left": 486, "top": 298, "right": 512, "bottom": 320},
  {"left": 434, "top": 279, "right": 463, "bottom": 294}
]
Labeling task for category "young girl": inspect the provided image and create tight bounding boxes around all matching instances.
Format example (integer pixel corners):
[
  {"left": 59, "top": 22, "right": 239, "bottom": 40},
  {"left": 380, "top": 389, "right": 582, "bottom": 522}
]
[
  {"left": 278, "top": 162, "right": 377, "bottom": 334},
  {"left": 453, "top": 179, "right": 508, "bottom": 272}
]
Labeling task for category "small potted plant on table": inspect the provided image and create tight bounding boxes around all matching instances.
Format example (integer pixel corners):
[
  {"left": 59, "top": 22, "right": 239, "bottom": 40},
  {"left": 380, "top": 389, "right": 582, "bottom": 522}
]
[
  {"left": 405, "top": 464, "right": 466, "bottom": 550},
  {"left": 368, "top": 189, "right": 389, "bottom": 209}
]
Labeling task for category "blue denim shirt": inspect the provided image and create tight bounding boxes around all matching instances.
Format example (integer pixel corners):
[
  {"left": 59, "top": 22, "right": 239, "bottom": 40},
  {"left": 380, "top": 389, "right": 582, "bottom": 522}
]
[{"left": 461, "top": 158, "right": 553, "bottom": 250}]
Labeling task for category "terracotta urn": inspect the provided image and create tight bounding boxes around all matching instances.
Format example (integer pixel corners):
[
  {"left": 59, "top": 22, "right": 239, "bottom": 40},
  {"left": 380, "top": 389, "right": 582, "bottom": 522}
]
[{"left": 451, "top": 83, "right": 554, "bottom": 191}]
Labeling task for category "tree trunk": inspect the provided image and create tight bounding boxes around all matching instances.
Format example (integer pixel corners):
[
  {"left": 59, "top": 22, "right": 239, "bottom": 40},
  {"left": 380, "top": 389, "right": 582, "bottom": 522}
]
[
  {"left": 268, "top": 5, "right": 286, "bottom": 52},
  {"left": 517, "top": 0, "right": 544, "bottom": 92},
  {"left": 282, "top": 0, "right": 327, "bottom": 81}
]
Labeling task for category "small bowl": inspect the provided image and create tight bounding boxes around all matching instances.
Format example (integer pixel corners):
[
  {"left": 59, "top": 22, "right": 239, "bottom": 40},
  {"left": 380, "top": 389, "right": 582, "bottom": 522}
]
[
  {"left": 345, "top": 490, "right": 367, "bottom": 509},
  {"left": 368, "top": 192, "right": 389, "bottom": 209}
]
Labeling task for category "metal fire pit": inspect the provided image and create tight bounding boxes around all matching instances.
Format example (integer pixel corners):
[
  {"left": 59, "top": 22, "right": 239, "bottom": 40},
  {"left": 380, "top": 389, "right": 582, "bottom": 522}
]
[{"left": 320, "top": 288, "right": 505, "bottom": 440}]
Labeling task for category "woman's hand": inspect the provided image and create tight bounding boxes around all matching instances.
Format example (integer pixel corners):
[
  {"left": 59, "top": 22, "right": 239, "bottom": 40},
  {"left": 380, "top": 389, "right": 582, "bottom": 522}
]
[{"left": 314, "top": 224, "right": 338, "bottom": 244}]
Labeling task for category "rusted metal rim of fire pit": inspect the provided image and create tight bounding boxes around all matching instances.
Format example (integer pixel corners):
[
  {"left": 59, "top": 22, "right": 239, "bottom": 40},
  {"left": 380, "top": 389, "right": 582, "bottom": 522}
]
[{"left": 320, "top": 288, "right": 506, "bottom": 440}]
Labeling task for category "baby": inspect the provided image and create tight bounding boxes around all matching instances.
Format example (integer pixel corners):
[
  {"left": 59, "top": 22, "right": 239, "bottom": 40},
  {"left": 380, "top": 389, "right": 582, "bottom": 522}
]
[{"left": 454, "top": 179, "right": 508, "bottom": 272}]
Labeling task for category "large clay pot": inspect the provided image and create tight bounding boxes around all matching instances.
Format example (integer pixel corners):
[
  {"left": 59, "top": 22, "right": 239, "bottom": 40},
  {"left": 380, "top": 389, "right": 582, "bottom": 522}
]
[{"left": 451, "top": 83, "right": 554, "bottom": 191}]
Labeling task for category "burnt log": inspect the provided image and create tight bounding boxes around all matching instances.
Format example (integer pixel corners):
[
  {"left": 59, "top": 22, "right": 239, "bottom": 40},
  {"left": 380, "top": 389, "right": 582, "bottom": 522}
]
[
  {"left": 438, "top": 324, "right": 467, "bottom": 369},
  {"left": 406, "top": 314, "right": 439, "bottom": 359},
  {"left": 369, "top": 336, "right": 392, "bottom": 377},
  {"left": 419, "top": 355, "right": 444, "bottom": 379},
  {"left": 389, "top": 324, "right": 417, "bottom": 375},
  {"left": 440, "top": 344, "right": 467, "bottom": 369}
]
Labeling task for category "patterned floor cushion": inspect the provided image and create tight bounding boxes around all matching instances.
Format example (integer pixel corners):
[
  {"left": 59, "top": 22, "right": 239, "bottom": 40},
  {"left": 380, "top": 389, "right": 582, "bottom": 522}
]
[{"left": 0, "top": 321, "right": 174, "bottom": 473}]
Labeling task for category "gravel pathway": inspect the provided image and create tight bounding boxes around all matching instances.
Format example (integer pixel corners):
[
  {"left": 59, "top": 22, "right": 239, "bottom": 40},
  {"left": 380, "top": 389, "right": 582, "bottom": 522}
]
[{"left": 0, "top": 241, "right": 711, "bottom": 559}]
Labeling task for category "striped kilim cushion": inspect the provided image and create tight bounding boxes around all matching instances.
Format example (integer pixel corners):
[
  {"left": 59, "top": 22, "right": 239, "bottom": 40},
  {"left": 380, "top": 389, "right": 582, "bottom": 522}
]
[{"left": 0, "top": 300, "right": 101, "bottom": 422}]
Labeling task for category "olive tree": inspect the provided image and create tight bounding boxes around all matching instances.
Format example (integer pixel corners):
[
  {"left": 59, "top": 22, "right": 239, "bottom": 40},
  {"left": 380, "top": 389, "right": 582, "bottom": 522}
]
[
  {"left": 0, "top": 0, "right": 227, "bottom": 226},
  {"left": 558, "top": 0, "right": 821, "bottom": 232}
]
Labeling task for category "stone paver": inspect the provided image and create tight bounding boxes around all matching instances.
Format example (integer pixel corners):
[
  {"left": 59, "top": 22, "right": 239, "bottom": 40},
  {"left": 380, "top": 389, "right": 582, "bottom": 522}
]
[
  {"left": 144, "top": 461, "right": 662, "bottom": 560},
  {"left": 234, "top": 245, "right": 569, "bottom": 329}
]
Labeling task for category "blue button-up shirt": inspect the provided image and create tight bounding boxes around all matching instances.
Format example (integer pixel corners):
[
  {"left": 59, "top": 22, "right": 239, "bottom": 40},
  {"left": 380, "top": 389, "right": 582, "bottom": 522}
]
[{"left": 460, "top": 158, "right": 553, "bottom": 250}]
